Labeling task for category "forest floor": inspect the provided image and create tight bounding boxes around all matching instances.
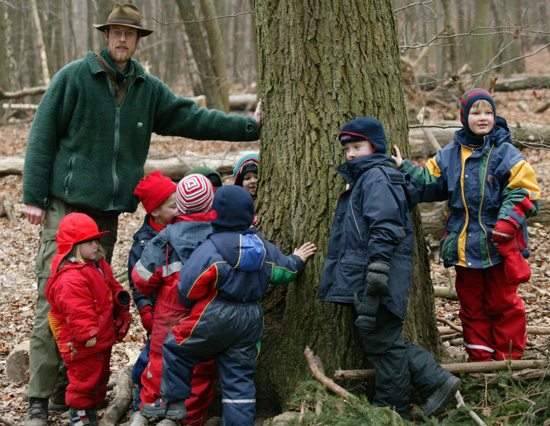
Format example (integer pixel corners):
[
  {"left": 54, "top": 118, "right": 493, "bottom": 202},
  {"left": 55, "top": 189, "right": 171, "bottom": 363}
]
[{"left": 1, "top": 52, "right": 550, "bottom": 426}]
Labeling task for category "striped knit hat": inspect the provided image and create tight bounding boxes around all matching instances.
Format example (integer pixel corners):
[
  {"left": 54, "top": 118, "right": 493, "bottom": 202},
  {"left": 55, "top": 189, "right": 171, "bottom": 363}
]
[
  {"left": 460, "top": 88, "right": 496, "bottom": 134},
  {"left": 176, "top": 174, "right": 214, "bottom": 214}
]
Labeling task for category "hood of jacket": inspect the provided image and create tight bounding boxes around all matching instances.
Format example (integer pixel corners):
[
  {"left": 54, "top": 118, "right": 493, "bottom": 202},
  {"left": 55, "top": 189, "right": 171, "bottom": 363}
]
[
  {"left": 209, "top": 227, "right": 266, "bottom": 272},
  {"left": 165, "top": 212, "right": 212, "bottom": 262},
  {"left": 337, "top": 153, "right": 397, "bottom": 184}
]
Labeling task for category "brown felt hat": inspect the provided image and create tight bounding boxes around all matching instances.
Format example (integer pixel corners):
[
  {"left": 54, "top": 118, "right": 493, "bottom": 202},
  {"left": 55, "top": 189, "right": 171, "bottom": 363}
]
[{"left": 94, "top": 3, "right": 153, "bottom": 37}]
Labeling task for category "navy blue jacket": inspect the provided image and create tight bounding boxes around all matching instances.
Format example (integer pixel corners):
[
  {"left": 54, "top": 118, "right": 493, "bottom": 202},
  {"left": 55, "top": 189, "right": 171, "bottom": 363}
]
[
  {"left": 128, "top": 215, "right": 158, "bottom": 310},
  {"left": 178, "top": 228, "right": 305, "bottom": 305},
  {"left": 317, "top": 154, "right": 419, "bottom": 320}
]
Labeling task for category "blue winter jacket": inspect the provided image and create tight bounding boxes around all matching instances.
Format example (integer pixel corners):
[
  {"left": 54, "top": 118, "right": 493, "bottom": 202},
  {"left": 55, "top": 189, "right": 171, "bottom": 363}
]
[
  {"left": 401, "top": 117, "right": 540, "bottom": 269},
  {"left": 317, "top": 154, "right": 419, "bottom": 320},
  {"left": 127, "top": 215, "right": 158, "bottom": 310},
  {"left": 178, "top": 227, "right": 305, "bottom": 306}
]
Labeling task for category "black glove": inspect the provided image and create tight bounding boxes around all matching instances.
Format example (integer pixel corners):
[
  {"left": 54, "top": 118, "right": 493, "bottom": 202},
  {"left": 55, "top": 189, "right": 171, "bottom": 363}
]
[
  {"left": 354, "top": 261, "right": 390, "bottom": 331},
  {"left": 365, "top": 261, "right": 390, "bottom": 296},
  {"left": 354, "top": 292, "right": 379, "bottom": 331}
]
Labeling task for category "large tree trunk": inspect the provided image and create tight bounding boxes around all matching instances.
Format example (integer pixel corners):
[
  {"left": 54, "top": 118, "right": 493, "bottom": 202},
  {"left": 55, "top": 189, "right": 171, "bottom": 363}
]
[{"left": 254, "top": 0, "right": 442, "bottom": 413}]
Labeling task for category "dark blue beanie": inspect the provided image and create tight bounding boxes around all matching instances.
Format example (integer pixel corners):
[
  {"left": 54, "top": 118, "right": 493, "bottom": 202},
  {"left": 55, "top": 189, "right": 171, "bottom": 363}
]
[
  {"left": 338, "top": 117, "right": 387, "bottom": 154},
  {"left": 211, "top": 185, "right": 255, "bottom": 231},
  {"left": 460, "top": 88, "right": 496, "bottom": 135}
]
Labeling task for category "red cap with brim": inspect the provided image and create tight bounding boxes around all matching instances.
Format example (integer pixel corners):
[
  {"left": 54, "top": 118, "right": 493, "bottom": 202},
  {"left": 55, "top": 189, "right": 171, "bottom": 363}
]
[{"left": 51, "top": 213, "right": 109, "bottom": 274}]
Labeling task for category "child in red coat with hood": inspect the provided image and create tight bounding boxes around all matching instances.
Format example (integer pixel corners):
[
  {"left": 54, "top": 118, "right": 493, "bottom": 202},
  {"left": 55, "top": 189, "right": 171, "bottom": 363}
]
[
  {"left": 46, "top": 213, "right": 131, "bottom": 426},
  {"left": 132, "top": 174, "right": 217, "bottom": 425}
]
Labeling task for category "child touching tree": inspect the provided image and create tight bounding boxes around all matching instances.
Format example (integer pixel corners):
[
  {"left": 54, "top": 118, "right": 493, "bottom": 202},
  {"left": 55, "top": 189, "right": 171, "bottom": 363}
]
[
  {"left": 393, "top": 89, "right": 540, "bottom": 362},
  {"left": 317, "top": 117, "right": 459, "bottom": 420},
  {"left": 46, "top": 213, "right": 131, "bottom": 426},
  {"left": 141, "top": 185, "right": 316, "bottom": 426}
]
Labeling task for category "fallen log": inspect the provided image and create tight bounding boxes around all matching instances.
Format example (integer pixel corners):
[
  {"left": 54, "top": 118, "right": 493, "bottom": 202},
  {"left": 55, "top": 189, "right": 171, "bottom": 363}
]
[
  {"left": 2, "top": 103, "right": 38, "bottom": 111},
  {"left": 0, "top": 150, "right": 258, "bottom": 181},
  {"left": 99, "top": 365, "right": 133, "bottom": 426},
  {"left": 413, "top": 74, "right": 550, "bottom": 93},
  {"left": 0, "top": 93, "right": 256, "bottom": 110},
  {"left": 494, "top": 75, "right": 550, "bottom": 92},
  {"left": 0, "top": 86, "right": 48, "bottom": 100},
  {"left": 333, "top": 359, "right": 549, "bottom": 381},
  {"left": 409, "top": 124, "right": 550, "bottom": 159}
]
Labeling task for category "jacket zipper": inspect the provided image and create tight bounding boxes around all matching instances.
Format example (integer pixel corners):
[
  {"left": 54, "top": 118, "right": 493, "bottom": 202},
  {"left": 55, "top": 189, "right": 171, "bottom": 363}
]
[
  {"left": 350, "top": 192, "right": 363, "bottom": 242},
  {"left": 106, "top": 74, "right": 137, "bottom": 210},
  {"left": 477, "top": 141, "right": 494, "bottom": 266},
  {"left": 64, "top": 156, "right": 75, "bottom": 194}
]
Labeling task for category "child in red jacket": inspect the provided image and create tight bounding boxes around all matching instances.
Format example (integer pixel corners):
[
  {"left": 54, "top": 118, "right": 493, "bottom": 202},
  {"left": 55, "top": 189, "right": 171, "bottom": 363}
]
[
  {"left": 46, "top": 213, "right": 131, "bottom": 426},
  {"left": 132, "top": 174, "right": 217, "bottom": 425}
]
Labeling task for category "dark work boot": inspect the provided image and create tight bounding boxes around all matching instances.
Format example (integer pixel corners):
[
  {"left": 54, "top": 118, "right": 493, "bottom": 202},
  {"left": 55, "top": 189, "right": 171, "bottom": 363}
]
[
  {"left": 24, "top": 397, "right": 48, "bottom": 426},
  {"left": 421, "top": 375, "right": 461, "bottom": 417}
]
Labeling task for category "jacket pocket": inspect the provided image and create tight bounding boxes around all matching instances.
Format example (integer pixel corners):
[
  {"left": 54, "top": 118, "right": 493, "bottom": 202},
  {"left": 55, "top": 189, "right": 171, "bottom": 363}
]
[
  {"left": 440, "top": 222, "right": 462, "bottom": 263},
  {"left": 338, "top": 255, "right": 368, "bottom": 294}
]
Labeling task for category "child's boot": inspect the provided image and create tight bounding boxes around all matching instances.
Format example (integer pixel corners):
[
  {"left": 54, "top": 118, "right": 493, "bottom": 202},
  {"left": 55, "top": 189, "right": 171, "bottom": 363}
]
[
  {"left": 141, "top": 398, "right": 187, "bottom": 420},
  {"left": 69, "top": 408, "right": 98, "bottom": 426}
]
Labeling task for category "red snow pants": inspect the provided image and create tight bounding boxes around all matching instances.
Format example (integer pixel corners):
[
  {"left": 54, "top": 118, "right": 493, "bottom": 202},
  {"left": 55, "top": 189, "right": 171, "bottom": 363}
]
[
  {"left": 64, "top": 349, "right": 111, "bottom": 409},
  {"left": 140, "top": 349, "right": 216, "bottom": 425},
  {"left": 455, "top": 263, "right": 527, "bottom": 361}
]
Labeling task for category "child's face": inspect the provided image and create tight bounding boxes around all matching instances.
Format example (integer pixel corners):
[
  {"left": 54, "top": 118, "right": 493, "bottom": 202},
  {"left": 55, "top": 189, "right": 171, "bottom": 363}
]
[
  {"left": 242, "top": 172, "right": 258, "bottom": 197},
  {"left": 79, "top": 240, "right": 99, "bottom": 261},
  {"left": 344, "top": 140, "right": 375, "bottom": 161},
  {"left": 151, "top": 192, "right": 178, "bottom": 226},
  {"left": 468, "top": 103, "right": 495, "bottom": 136}
]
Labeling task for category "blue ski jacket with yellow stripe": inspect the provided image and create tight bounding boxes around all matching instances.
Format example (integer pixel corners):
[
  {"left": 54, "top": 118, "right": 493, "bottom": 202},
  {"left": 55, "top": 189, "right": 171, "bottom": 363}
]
[
  {"left": 178, "top": 227, "right": 305, "bottom": 306},
  {"left": 401, "top": 117, "right": 539, "bottom": 269}
]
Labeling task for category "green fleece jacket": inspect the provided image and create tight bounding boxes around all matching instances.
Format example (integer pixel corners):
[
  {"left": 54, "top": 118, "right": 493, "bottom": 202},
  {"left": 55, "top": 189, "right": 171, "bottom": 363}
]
[{"left": 23, "top": 51, "right": 260, "bottom": 213}]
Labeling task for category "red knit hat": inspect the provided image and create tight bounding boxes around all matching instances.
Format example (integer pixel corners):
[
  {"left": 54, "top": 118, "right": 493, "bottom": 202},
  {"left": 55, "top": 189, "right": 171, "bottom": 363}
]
[
  {"left": 176, "top": 174, "right": 214, "bottom": 214},
  {"left": 51, "top": 213, "right": 109, "bottom": 273},
  {"left": 134, "top": 171, "right": 177, "bottom": 214}
]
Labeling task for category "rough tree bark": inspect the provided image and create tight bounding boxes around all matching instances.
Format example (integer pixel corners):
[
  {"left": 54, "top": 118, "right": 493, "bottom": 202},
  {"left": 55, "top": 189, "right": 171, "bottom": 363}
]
[{"left": 254, "top": 0, "right": 442, "bottom": 413}]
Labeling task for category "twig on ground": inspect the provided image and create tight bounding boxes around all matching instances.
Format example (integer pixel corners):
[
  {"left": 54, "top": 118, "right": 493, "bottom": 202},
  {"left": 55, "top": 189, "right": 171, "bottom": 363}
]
[
  {"left": 304, "top": 346, "right": 352, "bottom": 399},
  {"left": 437, "top": 316, "right": 463, "bottom": 333},
  {"left": 455, "top": 391, "right": 487, "bottom": 426}
]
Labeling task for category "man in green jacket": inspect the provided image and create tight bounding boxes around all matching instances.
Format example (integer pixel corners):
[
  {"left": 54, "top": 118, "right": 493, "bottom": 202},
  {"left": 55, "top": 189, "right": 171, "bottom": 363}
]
[{"left": 22, "top": 3, "right": 261, "bottom": 426}]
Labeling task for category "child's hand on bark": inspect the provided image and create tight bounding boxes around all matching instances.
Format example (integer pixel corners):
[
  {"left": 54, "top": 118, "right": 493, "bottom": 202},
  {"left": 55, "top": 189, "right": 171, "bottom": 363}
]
[{"left": 294, "top": 242, "right": 317, "bottom": 262}]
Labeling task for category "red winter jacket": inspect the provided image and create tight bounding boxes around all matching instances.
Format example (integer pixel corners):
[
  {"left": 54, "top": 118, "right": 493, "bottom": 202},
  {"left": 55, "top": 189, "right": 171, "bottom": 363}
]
[{"left": 46, "top": 258, "right": 125, "bottom": 361}]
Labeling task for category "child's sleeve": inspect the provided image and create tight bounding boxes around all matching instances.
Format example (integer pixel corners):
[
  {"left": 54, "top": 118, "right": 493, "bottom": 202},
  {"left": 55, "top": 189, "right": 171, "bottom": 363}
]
[
  {"left": 361, "top": 173, "right": 409, "bottom": 262},
  {"left": 263, "top": 239, "right": 306, "bottom": 285},
  {"left": 132, "top": 235, "right": 167, "bottom": 297},
  {"left": 177, "top": 251, "right": 219, "bottom": 308},
  {"left": 499, "top": 157, "right": 540, "bottom": 226},
  {"left": 56, "top": 275, "right": 100, "bottom": 343},
  {"left": 128, "top": 240, "right": 153, "bottom": 311},
  {"left": 400, "top": 155, "right": 449, "bottom": 202}
]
